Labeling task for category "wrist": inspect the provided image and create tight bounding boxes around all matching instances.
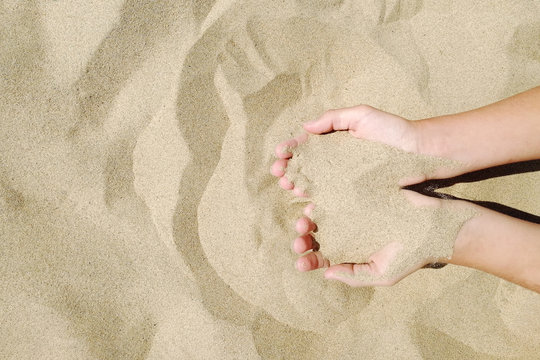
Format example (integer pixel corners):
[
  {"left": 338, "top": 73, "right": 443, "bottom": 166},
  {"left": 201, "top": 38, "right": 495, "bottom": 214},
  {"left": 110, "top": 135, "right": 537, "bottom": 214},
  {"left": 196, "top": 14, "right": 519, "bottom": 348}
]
[
  {"left": 444, "top": 212, "right": 480, "bottom": 267},
  {"left": 435, "top": 200, "right": 482, "bottom": 266},
  {"left": 413, "top": 117, "right": 451, "bottom": 159},
  {"left": 443, "top": 207, "right": 540, "bottom": 292},
  {"left": 413, "top": 116, "right": 478, "bottom": 179}
]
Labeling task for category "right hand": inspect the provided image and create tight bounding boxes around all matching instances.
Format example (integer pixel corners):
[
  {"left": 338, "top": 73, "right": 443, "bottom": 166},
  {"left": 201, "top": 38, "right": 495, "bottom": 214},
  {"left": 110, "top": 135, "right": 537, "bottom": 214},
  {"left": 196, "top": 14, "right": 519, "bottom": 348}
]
[{"left": 271, "top": 104, "right": 454, "bottom": 194}]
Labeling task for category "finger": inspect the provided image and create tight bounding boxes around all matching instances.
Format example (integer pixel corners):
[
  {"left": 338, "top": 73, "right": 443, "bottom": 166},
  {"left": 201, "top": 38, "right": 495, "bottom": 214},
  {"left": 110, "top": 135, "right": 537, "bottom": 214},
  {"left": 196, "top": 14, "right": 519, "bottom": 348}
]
[
  {"left": 270, "top": 159, "right": 288, "bottom": 177},
  {"left": 275, "top": 139, "right": 296, "bottom": 159},
  {"left": 303, "top": 106, "right": 370, "bottom": 134},
  {"left": 278, "top": 176, "right": 294, "bottom": 190},
  {"left": 293, "top": 234, "right": 319, "bottom": 254},
  {"left": 324, "top": 241, "right": 405, "bottom": 286},
  {"left": 324, "top": 263, "right": 365, "bottom": 286},
  {"left": 296, "top": 251, "right": 329, "bottom": 272},
  {"left": 324, "top": 263, "right": 388, "bottom": 287},
  {"left": 293, "top": 186, "right": 308, "bottom": 197},
  {"left": 295, "top": 216, "right": 317, "bottom": 235},
  {"left": 303, "top": 203, "right": 315, "bottom": 217},
  {"left": 274, "top": 133, "right": 308, "bottom": 159}
]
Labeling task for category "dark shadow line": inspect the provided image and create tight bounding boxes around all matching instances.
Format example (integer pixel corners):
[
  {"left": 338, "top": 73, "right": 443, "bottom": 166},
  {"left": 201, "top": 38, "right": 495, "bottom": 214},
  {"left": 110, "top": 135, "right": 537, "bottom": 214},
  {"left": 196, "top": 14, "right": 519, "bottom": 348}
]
[
  {"left": 470, "top": 200, "right": 540, "bottom": 224},
  {"left": 404, "top": 185, "right": 540, "bottom": 224},
  {"left": 403, "top": 159, "right": 540, "bottom": 223},
  {"left": 419, "top": 159, "right": 540, "bottom": 190}
]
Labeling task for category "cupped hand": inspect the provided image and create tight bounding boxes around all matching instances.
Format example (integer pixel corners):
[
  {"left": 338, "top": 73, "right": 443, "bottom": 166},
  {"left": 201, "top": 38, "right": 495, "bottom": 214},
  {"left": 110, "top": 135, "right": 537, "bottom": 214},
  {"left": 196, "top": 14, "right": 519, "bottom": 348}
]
[
  {"left": 271, "top": 105, "right": 421, "bottom": 195},
  {"left": 292, "top": 190, "right": 475, "bottom": 286}
]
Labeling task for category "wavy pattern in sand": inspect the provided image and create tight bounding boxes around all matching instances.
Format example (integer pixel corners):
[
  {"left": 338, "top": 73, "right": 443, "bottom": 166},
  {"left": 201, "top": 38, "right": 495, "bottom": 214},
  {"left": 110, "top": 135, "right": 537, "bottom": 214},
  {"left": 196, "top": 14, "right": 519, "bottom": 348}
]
[{"left": 2, "top": 0, "right": 540, "bottom": 359}]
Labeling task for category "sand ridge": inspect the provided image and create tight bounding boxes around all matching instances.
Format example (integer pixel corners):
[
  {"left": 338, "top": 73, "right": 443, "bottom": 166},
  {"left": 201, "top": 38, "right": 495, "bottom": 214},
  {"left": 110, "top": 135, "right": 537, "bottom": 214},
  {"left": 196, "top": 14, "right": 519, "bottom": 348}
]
[{"left": 1, "top": 0, "right": 540, "bottom": 358}]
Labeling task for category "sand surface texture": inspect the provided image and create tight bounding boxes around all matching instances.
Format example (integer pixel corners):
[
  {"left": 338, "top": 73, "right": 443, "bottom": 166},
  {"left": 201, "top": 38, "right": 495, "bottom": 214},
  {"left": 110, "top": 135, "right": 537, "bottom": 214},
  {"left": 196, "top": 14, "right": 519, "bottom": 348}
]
[
  {"left": 286, "top": 133, "right": 473, "bottom": 277},
  {"left": 1, "top": 0, "right": 540, "bottom": 359}
]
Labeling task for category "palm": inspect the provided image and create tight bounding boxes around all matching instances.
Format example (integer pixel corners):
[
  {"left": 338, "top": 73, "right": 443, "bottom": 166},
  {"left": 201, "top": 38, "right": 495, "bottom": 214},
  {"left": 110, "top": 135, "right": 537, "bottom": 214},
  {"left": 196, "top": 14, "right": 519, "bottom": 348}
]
[
  {"left": 322, "top": 191, "right": 452, "bottom": 286},
  {"left": 344, "top": 105, "right": 419, "bottom": 153},
  {"left": 324, "top": 242, "right": 424, "bottom": 287}
]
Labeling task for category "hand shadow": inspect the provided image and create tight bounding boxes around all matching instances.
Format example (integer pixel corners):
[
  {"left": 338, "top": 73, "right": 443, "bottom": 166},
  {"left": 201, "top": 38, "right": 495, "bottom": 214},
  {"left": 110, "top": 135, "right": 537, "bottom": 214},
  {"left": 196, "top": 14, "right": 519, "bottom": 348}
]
[{"left": 404, "top": 159, "right": 540, "bottom": 224}]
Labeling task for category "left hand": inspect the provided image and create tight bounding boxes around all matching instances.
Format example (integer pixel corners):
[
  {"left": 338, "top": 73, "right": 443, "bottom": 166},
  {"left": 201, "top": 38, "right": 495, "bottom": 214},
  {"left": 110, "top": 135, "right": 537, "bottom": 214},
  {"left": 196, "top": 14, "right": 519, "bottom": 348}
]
[{"left": 291, "top": 191, "right": 463, "bottom": 287}]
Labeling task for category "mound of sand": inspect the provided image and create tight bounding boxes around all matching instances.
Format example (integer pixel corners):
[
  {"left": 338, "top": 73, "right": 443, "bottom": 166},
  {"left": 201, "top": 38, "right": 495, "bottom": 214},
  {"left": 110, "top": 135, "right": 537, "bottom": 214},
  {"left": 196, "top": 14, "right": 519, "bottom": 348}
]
[{"left": 286, "top": 132, "right": 474, "bottom": 278}]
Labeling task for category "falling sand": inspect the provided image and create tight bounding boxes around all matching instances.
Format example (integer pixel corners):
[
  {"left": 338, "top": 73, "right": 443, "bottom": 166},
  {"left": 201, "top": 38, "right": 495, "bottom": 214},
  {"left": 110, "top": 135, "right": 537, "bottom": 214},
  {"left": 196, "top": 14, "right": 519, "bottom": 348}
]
[{"left": 286, "top": 132, "right": 474, "bottom": 280}]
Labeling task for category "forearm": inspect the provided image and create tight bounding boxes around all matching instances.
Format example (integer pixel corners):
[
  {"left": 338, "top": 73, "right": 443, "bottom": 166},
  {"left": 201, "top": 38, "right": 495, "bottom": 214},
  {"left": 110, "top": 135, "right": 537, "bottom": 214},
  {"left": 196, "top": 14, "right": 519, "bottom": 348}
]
[
  {"left": 446, "top": 206, "right": 540, "bottom": 293},
  {"left": 417, "top": 86, "right": 540, "bottom": 173}
]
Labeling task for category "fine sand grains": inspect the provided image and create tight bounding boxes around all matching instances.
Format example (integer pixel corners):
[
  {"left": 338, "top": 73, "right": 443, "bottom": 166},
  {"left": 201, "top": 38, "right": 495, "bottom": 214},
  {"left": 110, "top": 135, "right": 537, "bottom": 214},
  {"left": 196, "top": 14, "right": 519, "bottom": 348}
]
[
  {"left": 2, "top": 0, "right": 540, "bottom": 358},
  {"left": 286, "top": 132, "right": 475, "bottom": 280}
]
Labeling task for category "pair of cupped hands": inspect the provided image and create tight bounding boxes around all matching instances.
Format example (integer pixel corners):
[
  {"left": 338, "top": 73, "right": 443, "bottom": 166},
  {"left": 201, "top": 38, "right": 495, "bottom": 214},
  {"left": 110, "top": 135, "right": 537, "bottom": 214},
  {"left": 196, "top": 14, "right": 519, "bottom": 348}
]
[{"left": 271, "top": 105, "right": 464, "bottom": 287}]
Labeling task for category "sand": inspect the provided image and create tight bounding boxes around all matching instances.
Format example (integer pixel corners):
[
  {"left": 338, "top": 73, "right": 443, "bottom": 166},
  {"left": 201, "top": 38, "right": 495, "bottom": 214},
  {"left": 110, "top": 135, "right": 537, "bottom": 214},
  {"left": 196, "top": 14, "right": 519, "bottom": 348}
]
[
  {"left": 1, "top": 0, "right": 540, "bottom": 359},
  {"left": 286, "top": 132, "right": 474, "bottom": 279}
]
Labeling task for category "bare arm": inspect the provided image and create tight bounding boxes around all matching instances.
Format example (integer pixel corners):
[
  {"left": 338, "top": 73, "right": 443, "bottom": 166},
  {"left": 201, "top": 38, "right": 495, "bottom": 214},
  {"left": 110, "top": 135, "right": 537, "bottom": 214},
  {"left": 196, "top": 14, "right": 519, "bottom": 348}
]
[
  {"left": 417, "top": 86, "right": 540, "bottom": 174},
  {"left": 446, "top": 205, "right": 540, "bottom": 293},
  {"left": 418, "top": 87, "right": 540, "bottom": 292},
  {"left": 273, "top": 87, "right": 540, "bottom": 292}
]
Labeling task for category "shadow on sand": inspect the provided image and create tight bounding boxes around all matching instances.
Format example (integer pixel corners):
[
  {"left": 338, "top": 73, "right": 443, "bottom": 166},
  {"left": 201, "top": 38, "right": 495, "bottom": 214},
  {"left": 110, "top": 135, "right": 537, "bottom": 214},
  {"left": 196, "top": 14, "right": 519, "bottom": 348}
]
[{"left": 405, "top": 160, "right": 540, "bottom": 224}]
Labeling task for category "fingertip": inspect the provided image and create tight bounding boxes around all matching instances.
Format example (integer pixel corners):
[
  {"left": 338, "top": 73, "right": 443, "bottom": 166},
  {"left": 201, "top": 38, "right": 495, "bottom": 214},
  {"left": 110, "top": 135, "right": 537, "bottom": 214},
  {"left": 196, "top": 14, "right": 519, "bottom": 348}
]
[
  {"left": 295, "top": 217, "right": 308, "bottom": 234},
  {"left": 279, "top": 176, "right": 294, "bottom": 190},
  {"left": 293, "top": 187, "right": 308, "bottom": 197},
  {"left": 270, "top": 159, "right": 287, "bottom": 177},
  {"left": 297, "top": 251, "right": 328, "bottom": 272},
  {"left": 293, "top": 234, "right": 314, "bottom": 254},
  {"left": 276, "top": 136, "right": 305, "bottom": 159},
  {"left": 275, "top": 144, "right": 292, "bottom": 159},
  {"left": 303, "top": 120, "right": 320, "bottom": 134},
  {"left": 293, "top": 237, "right": 304, "bottom": 254},
  {"left": 295, "top": 216, "right": 316, "bottom": 234},
  {"left": 303, "top": 203, "right": 315, "bottom": 216}
]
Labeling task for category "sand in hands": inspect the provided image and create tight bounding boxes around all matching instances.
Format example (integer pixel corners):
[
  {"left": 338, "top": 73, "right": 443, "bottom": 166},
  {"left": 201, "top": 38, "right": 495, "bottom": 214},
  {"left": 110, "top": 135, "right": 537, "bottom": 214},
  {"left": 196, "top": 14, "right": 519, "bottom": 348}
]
[{"left": 286, "top": 132, "right": 475, "bottom": 281}]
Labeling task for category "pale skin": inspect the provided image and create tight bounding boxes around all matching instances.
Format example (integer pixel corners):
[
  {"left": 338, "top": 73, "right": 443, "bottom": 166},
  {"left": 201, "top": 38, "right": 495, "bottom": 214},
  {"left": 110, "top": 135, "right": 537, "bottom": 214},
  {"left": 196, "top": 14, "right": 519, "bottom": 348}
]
[{"left": 271, "top": 86, "right": 540, "bottom": 293}]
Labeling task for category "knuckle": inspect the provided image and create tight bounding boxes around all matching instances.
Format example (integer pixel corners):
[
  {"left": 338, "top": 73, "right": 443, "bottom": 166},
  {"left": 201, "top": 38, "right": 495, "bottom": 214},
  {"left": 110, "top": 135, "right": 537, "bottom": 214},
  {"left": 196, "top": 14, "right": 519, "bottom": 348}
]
[
  {"left": 355, "top": 104, "right": 374, "bottom": 114},
  {"left": 313, "top": 252, "right": 325, "bottom": 268}
]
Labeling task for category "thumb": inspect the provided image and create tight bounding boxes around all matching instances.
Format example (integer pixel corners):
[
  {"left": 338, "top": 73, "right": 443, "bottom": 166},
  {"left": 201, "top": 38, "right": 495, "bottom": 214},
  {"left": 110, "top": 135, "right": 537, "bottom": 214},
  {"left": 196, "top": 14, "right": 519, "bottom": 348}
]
[
  {"left": 324, "top": 263, "right": 386, "bottom": 287},
  {"left": 324, "top": 242, "right": 406, "bottom": 286},
  {"left": 303, "top": 106, "right": 371, "bottom": 134}
]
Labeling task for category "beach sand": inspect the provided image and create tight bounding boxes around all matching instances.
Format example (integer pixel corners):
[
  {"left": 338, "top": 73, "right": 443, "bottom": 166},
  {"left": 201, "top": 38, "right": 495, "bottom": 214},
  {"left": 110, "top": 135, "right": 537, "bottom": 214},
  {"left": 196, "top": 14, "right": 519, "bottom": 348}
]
[{"left": 1, "top": 0, "right": 539, "bottom": 358}]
